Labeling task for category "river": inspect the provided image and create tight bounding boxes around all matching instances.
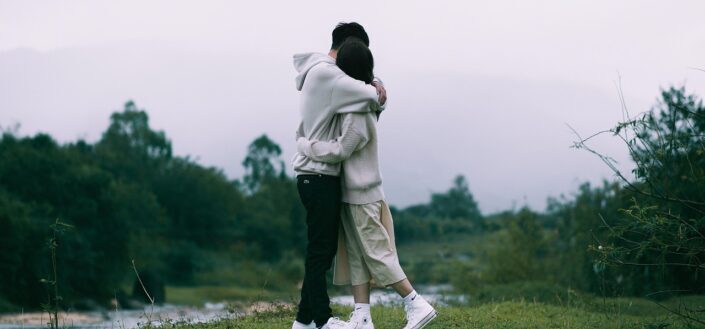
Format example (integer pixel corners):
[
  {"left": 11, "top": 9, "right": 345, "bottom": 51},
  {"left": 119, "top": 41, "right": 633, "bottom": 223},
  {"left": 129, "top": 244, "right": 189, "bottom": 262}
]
[{"left": 0, "top": 285, "right": 464, "bottom": 329}]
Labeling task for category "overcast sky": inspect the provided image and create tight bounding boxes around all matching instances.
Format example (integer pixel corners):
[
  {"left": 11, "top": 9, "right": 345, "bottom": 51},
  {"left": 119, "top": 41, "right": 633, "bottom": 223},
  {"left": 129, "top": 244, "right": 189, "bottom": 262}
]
[{"left": 1, "top": 0, "right": 704, "bottom": 212}]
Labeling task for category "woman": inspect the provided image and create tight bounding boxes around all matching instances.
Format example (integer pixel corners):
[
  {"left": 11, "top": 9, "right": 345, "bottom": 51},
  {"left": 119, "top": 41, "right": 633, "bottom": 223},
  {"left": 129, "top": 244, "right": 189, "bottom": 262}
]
[{"left": 297, "top": 38, "right": 437, "bottom": 329}]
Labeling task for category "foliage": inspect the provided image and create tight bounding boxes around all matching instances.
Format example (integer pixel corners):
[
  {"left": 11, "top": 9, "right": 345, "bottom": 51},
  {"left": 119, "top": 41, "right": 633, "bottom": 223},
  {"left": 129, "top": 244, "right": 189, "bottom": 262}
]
[
  {"left": 96, "top": 100, "right": 172, "bottom": 182},
  {"left": 574, "top": 86, "right": 705, "bottom": 297},
  {"left": 241, "top": 135, "right": 286, "bottom": 194},
  {"left": 4, "top": 86, "right": 703, "bottom": 314},
  {"left": 154, "top": 158, "right": 243, "bottom": 250},
  {"left": 457, "top": 86, "right": 705, "bottom": 306},
  {"left": 0, "top": 101, "right": 304, "bottom": 309},
  {"left": 0, "top": 187, "right": 48, "bottom": 308},
  {"left": 485, "top": 208, "right": 548, "bottom": 283},
  {"left": 400, "top": 175, "right": 482, "bottom": 220},
  {"left": 545, "top": 182, "right": 634, "bottom": 295},
  {"left": 394, "top": 175, "right": 484, "bottom": 244},
  {"left": 40, "top": 219, "right": 72, "bottom": 329},
  {"left": 428, "top": 175, "right": 482, "bottom": 221}
]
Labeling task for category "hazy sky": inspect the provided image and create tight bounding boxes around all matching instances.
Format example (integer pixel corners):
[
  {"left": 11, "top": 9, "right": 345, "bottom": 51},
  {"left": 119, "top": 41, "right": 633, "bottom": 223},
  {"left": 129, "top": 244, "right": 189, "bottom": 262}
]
[{"left": 2, "top": 0, "right": 704, "bottom": 212}]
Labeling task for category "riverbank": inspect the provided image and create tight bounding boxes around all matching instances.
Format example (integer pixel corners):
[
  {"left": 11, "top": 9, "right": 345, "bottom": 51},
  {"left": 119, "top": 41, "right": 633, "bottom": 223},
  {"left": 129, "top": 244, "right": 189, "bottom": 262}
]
[
  {"left": 0, "top": 285, "right": 455, "bottom": 329},
  {"left": 0, "top": 303, "right": 234, "bottom": 329}
]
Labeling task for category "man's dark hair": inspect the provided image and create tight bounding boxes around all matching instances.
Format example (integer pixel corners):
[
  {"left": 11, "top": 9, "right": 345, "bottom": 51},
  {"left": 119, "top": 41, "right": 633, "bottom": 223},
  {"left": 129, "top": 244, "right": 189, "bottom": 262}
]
[
  {"left": 331, "top": 22, "right": 369, "bottom": 50},
  {"left": 336, "top": 38, "right": 374, "bottom": 84}
]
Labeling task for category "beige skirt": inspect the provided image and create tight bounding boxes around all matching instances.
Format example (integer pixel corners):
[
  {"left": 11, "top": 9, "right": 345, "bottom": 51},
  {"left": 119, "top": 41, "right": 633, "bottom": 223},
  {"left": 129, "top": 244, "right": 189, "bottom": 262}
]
[{"left": 333, "top": 200, "right": 407, "bottom": 287}]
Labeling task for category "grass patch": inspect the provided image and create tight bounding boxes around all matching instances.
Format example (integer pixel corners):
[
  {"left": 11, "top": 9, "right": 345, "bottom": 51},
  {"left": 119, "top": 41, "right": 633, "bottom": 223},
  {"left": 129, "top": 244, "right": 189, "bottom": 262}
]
[
  {"left": 166, "top": 286, "right": 298, "bottom": 307},
  {"left": 462, "top": 281, "right": 705, "bottom": 320},
  {"left": 397, "top": 234, "right": 485, "bottom": 284},
  {"left": 171, "top": 300, "right": 698, "bottom": 329}
]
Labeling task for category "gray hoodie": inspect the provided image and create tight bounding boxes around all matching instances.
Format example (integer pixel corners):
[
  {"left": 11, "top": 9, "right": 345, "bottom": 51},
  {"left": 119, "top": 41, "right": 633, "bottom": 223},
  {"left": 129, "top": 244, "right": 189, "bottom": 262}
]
[{"left": 291, "top": 52, "right": 380, "bottom": 176}]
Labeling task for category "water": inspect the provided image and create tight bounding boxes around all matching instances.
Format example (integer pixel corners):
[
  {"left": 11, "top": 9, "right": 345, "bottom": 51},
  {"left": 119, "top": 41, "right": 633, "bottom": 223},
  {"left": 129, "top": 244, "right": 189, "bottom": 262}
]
[
  {"left": 330, "top": 284, "right": 466, "bottom": 306},
  {"left": 0, "top": 285, "right": 464, "bottom": 328},
  {"left": 0, "top": 303, "right": 235, "bottom": 329}
]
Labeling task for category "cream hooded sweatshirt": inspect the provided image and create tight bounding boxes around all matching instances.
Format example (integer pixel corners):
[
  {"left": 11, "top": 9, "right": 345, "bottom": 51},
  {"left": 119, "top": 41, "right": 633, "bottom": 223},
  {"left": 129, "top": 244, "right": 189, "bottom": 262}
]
[
  {"left": 297, "top": 112, "right": 384, "bottom": 204},
  {"left": 292, "top": 52, "right": 381, "bottom": 176}
]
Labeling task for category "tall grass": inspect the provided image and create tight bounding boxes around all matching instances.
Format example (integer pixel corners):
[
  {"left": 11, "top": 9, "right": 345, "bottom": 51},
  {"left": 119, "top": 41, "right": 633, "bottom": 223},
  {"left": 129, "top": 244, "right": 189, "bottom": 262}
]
[{"left": 39, "top": 219, "right": 72, "bottom": 329}]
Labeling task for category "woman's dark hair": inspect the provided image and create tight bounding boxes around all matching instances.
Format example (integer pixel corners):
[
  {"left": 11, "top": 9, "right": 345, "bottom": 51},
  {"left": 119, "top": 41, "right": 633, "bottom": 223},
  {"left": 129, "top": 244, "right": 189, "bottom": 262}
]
[{"left": 336, "top": 38, "right": 374, "bottom": 84}]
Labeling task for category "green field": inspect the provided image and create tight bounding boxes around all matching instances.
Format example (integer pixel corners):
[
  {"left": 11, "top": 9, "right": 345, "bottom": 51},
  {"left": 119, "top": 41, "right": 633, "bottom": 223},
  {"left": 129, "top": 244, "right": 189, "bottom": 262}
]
[
  {"left": 166, "top": 286, "right": 295, "bottom": 307},
  {"left": 162, "top": 234, "right": 705, "bottom": 328},
  {"left": 170, "top": 297, "right": 704, "bottom": 329}
]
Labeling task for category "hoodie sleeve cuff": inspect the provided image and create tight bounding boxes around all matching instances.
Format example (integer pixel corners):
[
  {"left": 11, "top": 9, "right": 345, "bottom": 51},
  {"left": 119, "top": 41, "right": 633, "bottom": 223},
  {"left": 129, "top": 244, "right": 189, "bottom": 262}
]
[{"left": 297, "top": 137, "right": 314, "bottom": 157}]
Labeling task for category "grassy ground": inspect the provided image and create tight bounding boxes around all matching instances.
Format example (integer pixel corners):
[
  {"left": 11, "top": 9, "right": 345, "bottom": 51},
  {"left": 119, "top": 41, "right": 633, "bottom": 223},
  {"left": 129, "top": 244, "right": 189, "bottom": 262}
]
[
  {"left": 171, "top": 300, "right": 701, "bottom": 329},
  {"left": 162, "top": 234, "right": 705, "bottom": 328},
  {"left": 165, "top": 234, "right": 482, "bottom": 307},
  {"left": 163, "top": 235, "right": 704, "bottom": 328},
  {"left": 167, "top": 286, "right": 298, "bottom": 306},
  {"left": 396, "top": 233, "right": 486, "bottom": 285}
]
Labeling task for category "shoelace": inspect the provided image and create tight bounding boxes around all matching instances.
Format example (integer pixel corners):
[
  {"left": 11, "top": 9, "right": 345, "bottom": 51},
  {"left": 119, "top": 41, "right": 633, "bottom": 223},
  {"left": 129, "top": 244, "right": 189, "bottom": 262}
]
[{"left": 349, "top": 311, "right": 368, "bottom": 324}]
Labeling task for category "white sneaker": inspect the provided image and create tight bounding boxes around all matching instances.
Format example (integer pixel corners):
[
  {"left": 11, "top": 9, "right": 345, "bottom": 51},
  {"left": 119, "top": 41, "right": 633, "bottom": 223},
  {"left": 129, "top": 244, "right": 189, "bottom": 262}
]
[
  {"left": 292, "top": 320, "right": 316, "bottom": 329},
  {"left": 402, "top": 295, "right": 437, "bottom": 329},
  {"left": 346, "top": 310, "right": 374, "bottom": 329},
  {"left": 320, "top": 317, "right": 350, "bottom": 329}
]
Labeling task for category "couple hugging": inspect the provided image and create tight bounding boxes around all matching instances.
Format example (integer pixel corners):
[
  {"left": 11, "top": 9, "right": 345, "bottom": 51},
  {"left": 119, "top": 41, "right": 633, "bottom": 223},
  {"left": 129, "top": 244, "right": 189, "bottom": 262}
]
[{"left": 291, "top": 22, "right": 437, "bottom": 329}]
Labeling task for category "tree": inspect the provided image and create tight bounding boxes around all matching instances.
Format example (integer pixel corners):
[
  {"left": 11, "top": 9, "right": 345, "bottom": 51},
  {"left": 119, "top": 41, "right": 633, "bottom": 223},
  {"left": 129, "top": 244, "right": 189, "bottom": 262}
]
[
  {"left": 394, "top": 175, "right": 483, "bottom": 242},
  {"left": 241, "top": 134, "right": 285, "bottom": 194},
  {"left": 96, "top": 101, "right": 172, "bottom": 181},
  {"left": 237, "top": 135, "right": 305, "bottom": 260},
  {"left": 0, "top": 187, "right": 48, "bottom": 308},
  {"left": 429, "top": 175, "right": 482, "bottom": 221},
  {"left": 487, "top": 208, "right": 546, "bottom": 283},
  {"left": 574, "top": 86, "right": 705, "bottom": 300},
  {"left": 153, "top": 158, "right": 243, "bottom": 249},
  {"left": 0, "top": 131, "right": 139, "bottom": 307},
  {"left": 546, "top": 182, "right": 632, "bottom": 294}
]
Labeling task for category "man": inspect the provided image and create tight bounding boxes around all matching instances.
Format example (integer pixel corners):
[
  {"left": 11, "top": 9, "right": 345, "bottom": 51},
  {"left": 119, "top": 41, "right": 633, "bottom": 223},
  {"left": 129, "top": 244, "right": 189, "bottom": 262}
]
[{"left": 291, "top": 22, "right": 386, "bottom": 329}]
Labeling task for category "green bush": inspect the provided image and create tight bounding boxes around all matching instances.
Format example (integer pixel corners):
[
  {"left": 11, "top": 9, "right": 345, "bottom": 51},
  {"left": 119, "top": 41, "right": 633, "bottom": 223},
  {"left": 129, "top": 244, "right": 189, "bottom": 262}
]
[
  {"left": 0, "top": 294, "right": 18, "bottom": 313},
  {"left": 575, "top": 86, "right": 705, "bottom": 298},
  {"left": 484, "top": 208, "right": 552, "bottom": 283}
]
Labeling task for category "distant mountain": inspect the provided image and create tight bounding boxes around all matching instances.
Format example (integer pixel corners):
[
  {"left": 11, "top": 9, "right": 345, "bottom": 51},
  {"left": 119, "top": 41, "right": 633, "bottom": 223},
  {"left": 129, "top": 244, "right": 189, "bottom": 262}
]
[{"left": 0, "top": 43, "right": 633, "bottom": 212}]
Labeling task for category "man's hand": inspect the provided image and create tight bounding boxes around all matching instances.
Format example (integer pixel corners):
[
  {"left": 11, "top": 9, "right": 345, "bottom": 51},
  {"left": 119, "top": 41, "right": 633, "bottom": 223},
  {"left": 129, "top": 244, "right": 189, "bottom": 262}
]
[{"left": 371, "top": 81, "right": 387, "bottom": 105}]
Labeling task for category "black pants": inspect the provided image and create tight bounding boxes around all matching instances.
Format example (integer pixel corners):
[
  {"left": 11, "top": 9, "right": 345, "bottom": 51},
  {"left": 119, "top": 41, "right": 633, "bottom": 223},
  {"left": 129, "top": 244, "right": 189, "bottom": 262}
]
[{"left": 295, "top": 174, "right": 342, "bottom": 326}]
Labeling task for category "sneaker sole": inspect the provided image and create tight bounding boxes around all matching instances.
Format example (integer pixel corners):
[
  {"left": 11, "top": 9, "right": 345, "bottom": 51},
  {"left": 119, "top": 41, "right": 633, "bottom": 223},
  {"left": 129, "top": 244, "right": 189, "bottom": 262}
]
[{"left": 410, "top": 310, "right": 437, "bottom": 329}]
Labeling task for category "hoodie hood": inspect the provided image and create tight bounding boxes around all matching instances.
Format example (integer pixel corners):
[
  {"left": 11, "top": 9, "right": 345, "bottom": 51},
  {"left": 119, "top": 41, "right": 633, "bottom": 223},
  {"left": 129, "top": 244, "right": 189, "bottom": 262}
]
[{"left": 293, "top": 52, "right": 335, "bottom": 91}]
